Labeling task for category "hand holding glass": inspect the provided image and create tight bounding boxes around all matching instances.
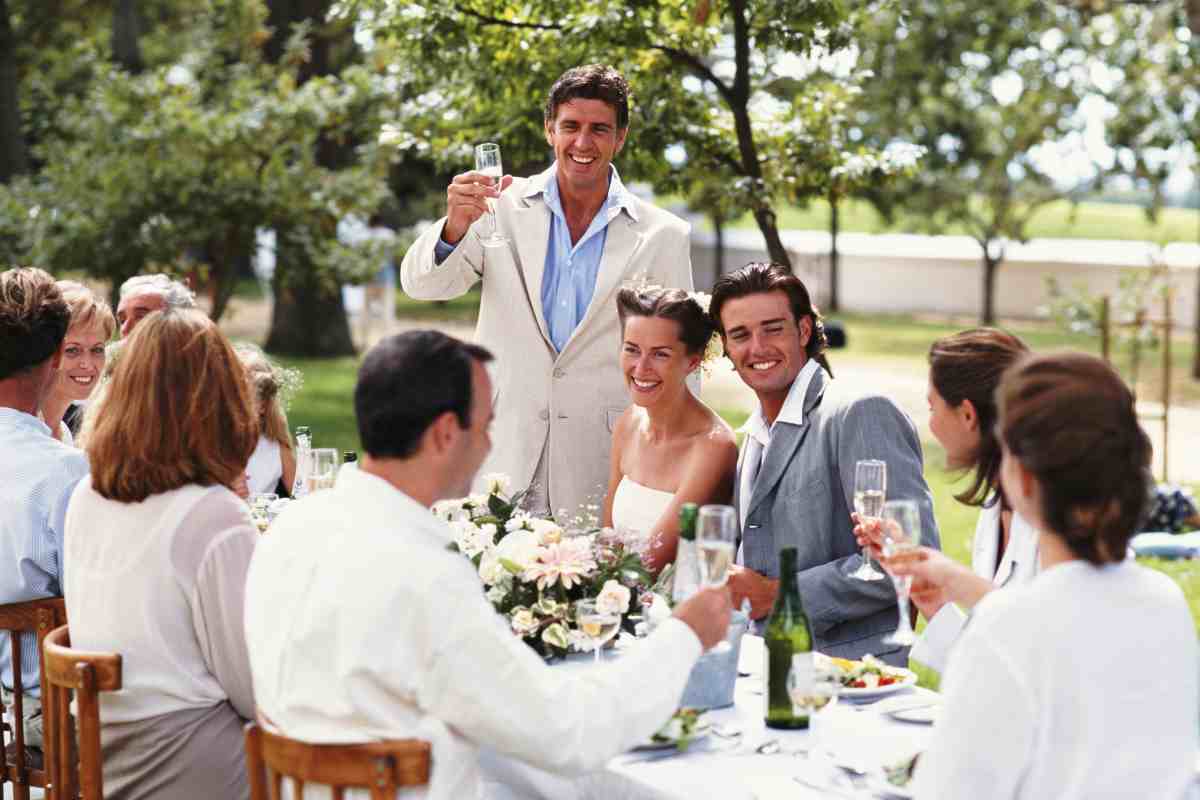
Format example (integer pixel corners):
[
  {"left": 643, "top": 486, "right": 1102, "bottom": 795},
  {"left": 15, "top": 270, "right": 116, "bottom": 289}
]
[
  {"left": 880, "top": 499, "right": 923, "bottom": 646},
  {"left": 851, "top": 460, "right": 887, "bottom": 581},
  {"left": 474, "top": 143, "right": 508, "bottom": 247},
  {"left": 575, "top": 598, "right": 620, "bottom": 664}
]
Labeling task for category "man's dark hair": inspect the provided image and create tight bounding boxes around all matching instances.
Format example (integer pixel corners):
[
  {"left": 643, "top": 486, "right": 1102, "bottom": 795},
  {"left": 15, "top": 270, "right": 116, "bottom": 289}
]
[
  {"left": 0, "top": 267, "right": 71, "bottom": 381},
  {"left": 544, "top": 64, "right": 631, "bottom": 129},
  {"left": 709, "top": 262, "right": 832, "bottom": 377},
  {"left": 355, "top": 330, "right": 494, "bottom": 459}
]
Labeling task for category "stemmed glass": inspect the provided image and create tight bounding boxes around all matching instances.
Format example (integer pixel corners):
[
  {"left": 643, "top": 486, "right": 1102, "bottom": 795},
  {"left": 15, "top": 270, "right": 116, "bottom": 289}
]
[
  {"left": 880, "top": 499, "right": 923, "bottom": 646},
  {"left": 850, "top": 460, "right": 887, "bottom": 581},
  {"left": 788, "top": 659, "right": 841, "bottom": 762},
  {"left": 696, "top": 504, "right": 738, "bottom": 654},
  {"left": 575, "top": 598, "right": 621, "bottom": 664},
  {"left": 301, "top": 448, "right": 339, "bottom": 494},
  {"left": 474, "top": 142, "right": 508, "bottom": 248},
  {"left": 249, "top": 493, "right": 277, "bottom": 534}
]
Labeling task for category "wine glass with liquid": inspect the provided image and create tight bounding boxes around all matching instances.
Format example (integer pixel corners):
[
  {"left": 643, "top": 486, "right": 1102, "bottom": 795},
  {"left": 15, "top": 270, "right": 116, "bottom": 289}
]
[
  {"left": 474, "top": 142, "right": 508, "bottom": 247},
  {"left": 302, "top": 448, "right": 339, "bottom": 494},
  {"left": 850, "top": 459, "right": 887, "bottom": 581},
  {"left": 880, "top": 499, "right": 923, "bottom": 646},
  {"left": 575, "top": 598, "right": 621, "bottom": 664},
  {"left": 696, "top": 504, "right": 738, "bottom": 654}
]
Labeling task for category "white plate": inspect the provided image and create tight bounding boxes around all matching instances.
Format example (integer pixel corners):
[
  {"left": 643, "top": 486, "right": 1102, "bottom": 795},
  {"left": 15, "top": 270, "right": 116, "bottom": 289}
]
[
  {"left": 838, "top": 668, "right": 918, "bottom": 699},
  {"left": 889, "top": 704, "right": 938, "bottom": 724},
  {"left": 630, "top": 721, "right": 711, "bottom": 752}
]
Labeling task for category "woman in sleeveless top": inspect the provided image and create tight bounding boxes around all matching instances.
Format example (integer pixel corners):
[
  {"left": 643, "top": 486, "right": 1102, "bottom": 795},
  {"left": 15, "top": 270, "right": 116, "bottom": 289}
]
[
  {"left": 64, "top": 308, "right": 259, "bottom": 800},
  {"left": 856, "top": 328, "right": 1035, "bottom": 673},
  {"left": 603, "top": 287, "right": 737, "bottom": 574}
]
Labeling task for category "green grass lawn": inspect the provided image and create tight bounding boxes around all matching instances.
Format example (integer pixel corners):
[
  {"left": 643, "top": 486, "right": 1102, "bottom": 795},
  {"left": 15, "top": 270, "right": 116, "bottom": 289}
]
[{"left": 717, "top": 197, "right": 1200, "bottom": 244}]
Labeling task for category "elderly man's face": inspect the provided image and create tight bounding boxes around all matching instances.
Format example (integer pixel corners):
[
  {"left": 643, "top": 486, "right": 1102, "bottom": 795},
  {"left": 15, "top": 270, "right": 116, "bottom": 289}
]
[{"left": 116, "top": 292, "right": 166, "bottom": 338}]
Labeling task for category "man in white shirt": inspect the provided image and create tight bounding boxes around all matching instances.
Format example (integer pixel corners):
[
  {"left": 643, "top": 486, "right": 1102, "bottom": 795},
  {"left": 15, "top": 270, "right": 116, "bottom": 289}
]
[{"left": 244, "top": 329, "right": 731, "bottom": 799}]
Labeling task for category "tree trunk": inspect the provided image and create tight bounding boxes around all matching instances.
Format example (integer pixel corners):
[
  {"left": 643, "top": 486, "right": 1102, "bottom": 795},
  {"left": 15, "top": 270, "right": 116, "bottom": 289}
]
[
  {"left": 0, "top": 0, "right": 29, "bottom": 182},
  {"left": 828, "top": 195, "right": 840, "bottom": 312},
  {"left": 981, "top": 245, "right": 1002, "bottom": 326},
  {"left": 265, "top": 238, "right": 355, "bottom": 355},
  {"left": 263, "top": 0, "right": 354, "bottom": 356},
  {"left": 711, "top": 212, "right": 724, "bottom": 289},
  {"left": 111, "top": 0, "right": 144, "bottom": 73}
]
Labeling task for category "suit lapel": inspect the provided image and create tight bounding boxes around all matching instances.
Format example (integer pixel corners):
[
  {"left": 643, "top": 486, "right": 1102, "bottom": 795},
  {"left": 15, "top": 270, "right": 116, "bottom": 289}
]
[
  {"left": 745, "top": 369, "right": 828, "bottom": 520},
  {"left": 560, "top": 211, "right": 643, "bottom": 357},
  {"left": 511, "top": 193, "right": 554, "bottom": 349}
]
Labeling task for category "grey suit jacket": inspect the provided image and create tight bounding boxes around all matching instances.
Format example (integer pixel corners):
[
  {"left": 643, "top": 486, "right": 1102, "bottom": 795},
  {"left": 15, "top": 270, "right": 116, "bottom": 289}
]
[{"left": 737, "top": 368, "right": 940, "bottom": 666}]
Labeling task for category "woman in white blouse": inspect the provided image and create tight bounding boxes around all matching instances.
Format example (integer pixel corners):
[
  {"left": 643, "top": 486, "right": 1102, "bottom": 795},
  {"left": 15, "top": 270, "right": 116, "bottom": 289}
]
[
  {"left": 64, "top": 307, "right": 259, "bottom": 800},
  {"left": 39, "top": 281, "right": 114, "bottom": 446},
  {"left": 856, "top": 328, "right": 1034, "bottom": 672},
  {"left": 912, "top": 351, "right": 1197, "bottom": 799},
  {"left": 237, "top": 344, "right": 297, "bottom": 496}
]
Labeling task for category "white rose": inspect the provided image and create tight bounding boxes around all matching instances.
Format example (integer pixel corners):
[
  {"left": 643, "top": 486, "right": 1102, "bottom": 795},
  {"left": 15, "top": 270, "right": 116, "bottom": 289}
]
[
  {"left": 505, "top": 513, "right": 531, "bottom": 532},
  {"left": 494, "top": 529, "right": 541, "bottom": 573},
  {"left": 482, "top": 473, "right": 512, "bottom": 497},
  {"left": 451, "top": 521, "right": 487, "bottom": 558},
  {"left": 478, "top": 551, "right": 505, "bottom": 584},
  {"left": 510, "top": 608, "right": 539, "bottom": 636},
  {"left": 595, "top": 579, "right": 632, "bottom": 616}
]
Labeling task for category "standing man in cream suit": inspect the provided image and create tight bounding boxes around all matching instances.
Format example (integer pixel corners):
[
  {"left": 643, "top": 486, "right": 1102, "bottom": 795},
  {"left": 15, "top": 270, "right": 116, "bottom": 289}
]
[{"left": 401, "top": 65, "right": 693, "bottom": 515}]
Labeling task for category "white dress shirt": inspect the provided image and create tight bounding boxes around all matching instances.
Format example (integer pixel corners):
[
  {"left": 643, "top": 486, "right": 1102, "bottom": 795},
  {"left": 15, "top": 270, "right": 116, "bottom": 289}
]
[
  {"left": 910, "top": 503, "right": 1039, "bottom": 673},
  {"left": 244, "top": 467, "right": 702, "bottom": 800},
  {"left": 913, "top": 559, "right": 1198, "bottom": 800},
  {"left": 737, "top": 360, "right": 821, "bottom": 554}
]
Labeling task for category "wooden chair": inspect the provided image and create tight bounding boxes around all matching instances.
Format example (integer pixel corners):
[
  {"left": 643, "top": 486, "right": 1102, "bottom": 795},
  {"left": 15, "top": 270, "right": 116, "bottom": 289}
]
[
  {"left": 0, "top": 597, "right": 67, "bottom": 800},
  {"left": 42, "top": 625, "right": 122, "bottom": 800},
  {"left": 244, "top": 722, "right": 431, "bottom": 800}
]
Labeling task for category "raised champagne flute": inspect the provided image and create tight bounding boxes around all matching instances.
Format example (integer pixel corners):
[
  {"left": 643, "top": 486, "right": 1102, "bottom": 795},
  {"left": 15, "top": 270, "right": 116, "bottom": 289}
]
[
  {"left": 474, "top": 142, "right": 508, "bottom": 247},
  {"left": 851, "top": 459, "right": 887, "bottom": 581},
  {"left": 575, "top": 598, "right": 620, "bottom": 664},
  {"left": 880, "top": 499, "right": 923, "bottom": 646},
  {"left": 696, "top": 504, "right": 738, "bottom": 654}
]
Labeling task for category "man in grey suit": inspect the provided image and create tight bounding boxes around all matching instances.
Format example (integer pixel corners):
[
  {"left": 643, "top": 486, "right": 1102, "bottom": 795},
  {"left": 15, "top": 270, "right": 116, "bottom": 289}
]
[{"left": 714, "top": 263, "right": 939, "bottom": 665}]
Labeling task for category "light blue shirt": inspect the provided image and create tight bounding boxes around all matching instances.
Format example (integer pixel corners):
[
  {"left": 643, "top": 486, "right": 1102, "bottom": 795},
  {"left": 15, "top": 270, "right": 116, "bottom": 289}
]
[
  {"left": 0, "top": 408, "right": 89, "bottom": 695},
  {"left": 435, "top": 164, "right": 637, "bottom": 352}
]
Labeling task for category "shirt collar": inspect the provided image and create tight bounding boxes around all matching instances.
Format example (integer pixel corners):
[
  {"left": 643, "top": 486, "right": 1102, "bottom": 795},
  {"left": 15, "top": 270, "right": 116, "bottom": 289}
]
[
  {"left": 738, "top": 359, "right": 822, "bottom": 444},
  {"left": 0, "top": 407, "right": 52, "bottom": 436},
  {"left": 335, "top": 466, "right": 455, "bottom": 549},
  {"left": 525, "top": 162, "right": 639, "bottom": 223}
]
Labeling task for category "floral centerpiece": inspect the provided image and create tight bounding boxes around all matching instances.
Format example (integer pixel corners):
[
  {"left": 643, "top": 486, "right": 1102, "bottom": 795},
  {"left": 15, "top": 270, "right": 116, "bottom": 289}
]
[{"left": 435, "top": 474, "right": 652, "bottom": 659}]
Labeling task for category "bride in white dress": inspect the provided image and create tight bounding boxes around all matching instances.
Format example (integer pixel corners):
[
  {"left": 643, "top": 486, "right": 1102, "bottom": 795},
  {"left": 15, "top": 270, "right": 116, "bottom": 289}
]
[{"left": 603, "top": 287, "right": 738, "bottom": 574}]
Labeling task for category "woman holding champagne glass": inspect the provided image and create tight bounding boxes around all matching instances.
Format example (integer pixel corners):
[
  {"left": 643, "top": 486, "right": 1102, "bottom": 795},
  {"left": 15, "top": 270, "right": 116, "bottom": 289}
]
[
  {"left": 912, "top": 351, "right": 1196, "bottom": 798},
  {"left": 855, "top": 328, "right": 1035, "bottom": 671}
]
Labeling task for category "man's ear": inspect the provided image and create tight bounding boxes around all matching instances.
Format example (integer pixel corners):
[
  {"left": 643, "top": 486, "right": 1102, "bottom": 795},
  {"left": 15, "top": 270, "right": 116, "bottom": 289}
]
[
  {"left": 614, "top": 126, "right": 629, "bottom": 155},
  {"left": 798, "top": 316, "right": 812, "bottom": 348},
  {"left": 424, "top": 410, "right": 461, "bottom": 457}
]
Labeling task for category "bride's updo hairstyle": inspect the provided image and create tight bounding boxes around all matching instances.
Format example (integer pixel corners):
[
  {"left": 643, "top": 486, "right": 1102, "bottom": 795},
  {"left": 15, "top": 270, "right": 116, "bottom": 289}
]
[
  {"left": 997, "top": 351, "right": 1152, "bottom": 565},
  {"left": 616, "top": 286, "right": 715, "bottom": 355}
]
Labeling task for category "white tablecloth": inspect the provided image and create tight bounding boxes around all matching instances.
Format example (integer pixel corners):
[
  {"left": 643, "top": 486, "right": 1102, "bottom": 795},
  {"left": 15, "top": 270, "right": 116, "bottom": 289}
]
[{"left": 481, "top": 635, "right": 936, "bottom": 799}]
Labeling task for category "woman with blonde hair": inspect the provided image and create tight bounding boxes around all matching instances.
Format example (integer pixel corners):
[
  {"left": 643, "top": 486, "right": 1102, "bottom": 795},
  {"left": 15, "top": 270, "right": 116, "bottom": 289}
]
[
  {"left": 63, "top": 307, "right": 258, "bottom": 800},
  {"left": 40, "top": 280, "right": 115, "bottom": 444},
  {"left": 236, "top": 344, "right": 297, "bottom": 496}
]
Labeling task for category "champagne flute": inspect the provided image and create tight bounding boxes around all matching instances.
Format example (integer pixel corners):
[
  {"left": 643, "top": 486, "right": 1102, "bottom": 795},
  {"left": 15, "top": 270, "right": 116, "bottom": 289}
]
[
  {"left": 249, "top": 492, "right": 278, "bottom": 533},
  {"left": 851, "top": 460, "right": 887, "bottom": 581},
  {"left": 474, "top": 142, "right": 508, "bottom": 247},
  {"left": 575, "top": 598, "right": 621, "bottom": 664},
  {"left": 302, "top": 448, "right": 339, "bottom": 494},
  {"left": 880, "top": 499, "right": 923, "bottom": 646},
  {"left": 788, "top": 659, "right": 840, "bottom": 759},
  {"left": 696, "top": 504, "right": 739, "bottom": 654}
]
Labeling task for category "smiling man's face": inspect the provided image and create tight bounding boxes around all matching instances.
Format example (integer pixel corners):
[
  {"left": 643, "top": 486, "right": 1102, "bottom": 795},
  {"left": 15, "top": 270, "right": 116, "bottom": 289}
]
[{"left": 545, "top": 98, "right": 628, "bottom": 198}]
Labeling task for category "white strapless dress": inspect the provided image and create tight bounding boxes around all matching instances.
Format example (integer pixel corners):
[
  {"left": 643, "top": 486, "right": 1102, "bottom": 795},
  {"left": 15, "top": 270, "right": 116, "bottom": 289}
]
[{"left": 611, "top": 476, "right": 675, "bottom": 536}]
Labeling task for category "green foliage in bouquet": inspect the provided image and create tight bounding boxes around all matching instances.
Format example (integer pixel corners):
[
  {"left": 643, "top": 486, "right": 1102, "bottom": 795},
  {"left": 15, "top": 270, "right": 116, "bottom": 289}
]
[{"left": 435, "top": 474, "right": 653, "bottom": 660}]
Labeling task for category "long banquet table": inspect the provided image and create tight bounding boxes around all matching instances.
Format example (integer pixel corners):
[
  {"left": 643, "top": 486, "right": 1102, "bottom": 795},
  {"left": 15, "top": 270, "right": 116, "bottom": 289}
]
[{"left": 481, "top": 635, "right": 938, "bottom": 799}]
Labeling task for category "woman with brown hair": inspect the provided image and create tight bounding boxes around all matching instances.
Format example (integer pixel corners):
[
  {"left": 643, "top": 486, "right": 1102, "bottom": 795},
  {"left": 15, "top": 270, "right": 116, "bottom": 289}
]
[
  {"left": 62, "top": 308, "right": 258, "bottom": 800},
  {"left": 912, "top": 351, "right": 1196, "bottom": 799},
  {"left": 603, "top": 286, "right": 738, "bottom": 573},
  {"left": 39, "top": 281, "right": 115, "bottom": 445},
  {"left": 236, "top": 344, "right": 297, "bottom": 496},
  {"left": 855, "top": 328, "right": 1033, "bottom": 672}
]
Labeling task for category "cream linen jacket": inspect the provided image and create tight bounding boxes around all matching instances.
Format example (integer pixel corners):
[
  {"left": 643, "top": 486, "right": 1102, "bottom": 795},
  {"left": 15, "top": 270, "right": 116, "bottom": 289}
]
[{"left": 400, "top": 166, "right": 693, "bottom": 514}]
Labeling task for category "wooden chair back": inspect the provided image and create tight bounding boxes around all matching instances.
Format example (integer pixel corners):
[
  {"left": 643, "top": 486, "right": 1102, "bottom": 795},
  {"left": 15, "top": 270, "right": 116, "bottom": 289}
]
[
  {"left": 42, "top": 625, "right": 122, "bottom": 800},
  {"left": 0, "top": 597, "right": 67, "bottom": 800},
  {"left": 244, "top": 722, "right": 431, "bottom": 800}
]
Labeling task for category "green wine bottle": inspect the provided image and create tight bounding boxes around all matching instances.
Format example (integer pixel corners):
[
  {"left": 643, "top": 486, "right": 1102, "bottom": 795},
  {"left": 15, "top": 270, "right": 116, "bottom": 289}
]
[{"left": 764, "top": 547, "right": 814, "bottom": 730}]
